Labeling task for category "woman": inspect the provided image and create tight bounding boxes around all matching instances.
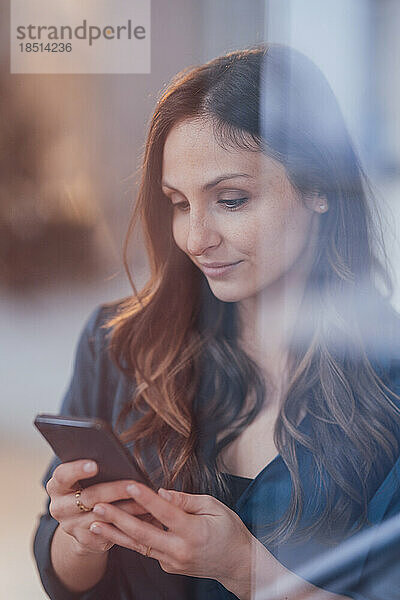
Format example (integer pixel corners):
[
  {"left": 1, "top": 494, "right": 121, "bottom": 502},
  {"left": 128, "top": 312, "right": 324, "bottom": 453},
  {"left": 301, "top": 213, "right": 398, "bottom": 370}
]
[{"left": 33, "top": 44, "right": 400, "bottom": 600}]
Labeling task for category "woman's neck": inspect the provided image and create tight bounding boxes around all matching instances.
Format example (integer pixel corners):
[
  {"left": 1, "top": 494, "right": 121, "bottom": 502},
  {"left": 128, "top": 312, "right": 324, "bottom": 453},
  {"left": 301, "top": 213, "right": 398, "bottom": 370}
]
[{"left": 237, "top": 253, "right": 312, "bottom": 394}]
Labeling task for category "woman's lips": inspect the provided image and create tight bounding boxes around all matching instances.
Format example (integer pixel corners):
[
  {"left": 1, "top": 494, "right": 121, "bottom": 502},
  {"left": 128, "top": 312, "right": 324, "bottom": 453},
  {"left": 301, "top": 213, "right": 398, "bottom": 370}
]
[{"left": 198, "top": 260, "right": 243, "bottom": 278}]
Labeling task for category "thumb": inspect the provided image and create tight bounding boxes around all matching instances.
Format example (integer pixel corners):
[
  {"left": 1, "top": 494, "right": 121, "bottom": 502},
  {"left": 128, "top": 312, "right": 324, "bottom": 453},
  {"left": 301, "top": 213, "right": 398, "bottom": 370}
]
[{"left": 157, "top": 488, "right": 214, "bottom": 514}]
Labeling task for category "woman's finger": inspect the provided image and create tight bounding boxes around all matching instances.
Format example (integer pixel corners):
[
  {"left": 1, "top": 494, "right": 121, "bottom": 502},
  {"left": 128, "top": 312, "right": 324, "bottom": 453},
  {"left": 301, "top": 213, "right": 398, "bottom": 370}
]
[
  {"left": 79, "top": 480, "right": 151, "bottom": 507},
  {"left": 51, "top": 481, "right": 148, "bottom": 520},
  {"left": 89, "top": 521, "right": 169, "bottom": 562},
  {"left": 158, "top": 489, "right": 219, "bottom": 514},
  {"left": 47, "top": 460, "right": 98, "bottom": 495},
  {"left": 124, "top": 482, "right": 188, "bottom": 530},
  {"left": 92, "top": 502, "right": 173, "bottom": 554}
]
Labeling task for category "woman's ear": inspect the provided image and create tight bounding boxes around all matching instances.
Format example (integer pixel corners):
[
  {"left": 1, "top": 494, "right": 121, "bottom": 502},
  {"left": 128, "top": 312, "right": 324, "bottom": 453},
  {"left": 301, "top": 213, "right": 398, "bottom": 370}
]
[{"left": 304, "top": 194, "right": 329, "bottom": 214}]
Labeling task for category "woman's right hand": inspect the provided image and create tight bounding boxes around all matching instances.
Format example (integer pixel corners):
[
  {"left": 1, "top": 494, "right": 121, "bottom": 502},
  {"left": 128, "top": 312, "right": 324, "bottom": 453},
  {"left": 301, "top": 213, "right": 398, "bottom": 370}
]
[{"left": 46, "top": 459, "right": 151, "bottom": 557}]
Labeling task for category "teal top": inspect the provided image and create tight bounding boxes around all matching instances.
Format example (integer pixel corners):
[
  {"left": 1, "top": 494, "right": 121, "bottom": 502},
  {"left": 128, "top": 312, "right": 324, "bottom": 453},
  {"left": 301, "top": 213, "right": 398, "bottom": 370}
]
[{"left": 33, "top": 302, "right": 400, "bottom": 599}]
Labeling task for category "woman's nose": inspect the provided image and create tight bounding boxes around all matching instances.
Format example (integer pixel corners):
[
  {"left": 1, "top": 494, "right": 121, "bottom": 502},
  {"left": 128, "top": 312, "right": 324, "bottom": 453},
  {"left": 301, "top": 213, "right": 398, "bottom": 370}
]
[{"left": 186, "top": 212, "right": 221, "bottom": 256}]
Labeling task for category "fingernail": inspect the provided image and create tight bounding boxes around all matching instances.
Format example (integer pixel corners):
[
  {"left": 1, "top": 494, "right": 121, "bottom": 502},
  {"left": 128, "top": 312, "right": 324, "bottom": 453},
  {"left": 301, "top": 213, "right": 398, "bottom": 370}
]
[
  {"left": 158, "top": 488, "right": 172, "bottom": 501},
  {"left": 90, "top": 522, "right": 101, "bottom": 533},
  {"left": 93, "top": 505, "right": 105, "bottom": 515},
  {"left": 83, "top": 461, "right": 96, "bottom": 472},
  {"left": 126, "top": 483, "right": 140, "bottom": 496}
]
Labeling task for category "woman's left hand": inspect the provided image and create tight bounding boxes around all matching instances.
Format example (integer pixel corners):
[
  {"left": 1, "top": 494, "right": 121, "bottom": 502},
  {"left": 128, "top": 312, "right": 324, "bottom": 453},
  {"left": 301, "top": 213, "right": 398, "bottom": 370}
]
[{"left": 89, "top": 481, "right": 253, "bottom": 590}]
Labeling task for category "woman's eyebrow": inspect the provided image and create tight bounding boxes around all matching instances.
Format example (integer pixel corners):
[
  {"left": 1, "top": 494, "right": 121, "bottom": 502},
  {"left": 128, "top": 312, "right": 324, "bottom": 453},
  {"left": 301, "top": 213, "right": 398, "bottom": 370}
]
[{"left": 161, "top": 172, "right": 254, "bottom": 193}]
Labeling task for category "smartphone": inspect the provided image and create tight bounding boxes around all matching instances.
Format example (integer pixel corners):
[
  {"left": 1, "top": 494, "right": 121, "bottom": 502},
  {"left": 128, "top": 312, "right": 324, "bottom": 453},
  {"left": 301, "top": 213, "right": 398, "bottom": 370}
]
[{"left": 34, "top": 413, "right": 152, "bottom": 489}]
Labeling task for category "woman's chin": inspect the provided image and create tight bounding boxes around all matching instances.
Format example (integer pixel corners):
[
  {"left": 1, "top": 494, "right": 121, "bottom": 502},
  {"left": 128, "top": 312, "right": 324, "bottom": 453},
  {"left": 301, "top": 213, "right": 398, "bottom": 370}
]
[{"left": 206, "top": 280, "right": 251, "bottom": 303}]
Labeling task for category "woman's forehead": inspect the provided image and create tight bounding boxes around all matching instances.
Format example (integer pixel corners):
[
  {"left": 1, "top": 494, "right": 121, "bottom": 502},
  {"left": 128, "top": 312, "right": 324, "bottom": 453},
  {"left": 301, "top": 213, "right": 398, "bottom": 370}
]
[{"left": 162, "top": 120, "right": 286, "bottom": 186}]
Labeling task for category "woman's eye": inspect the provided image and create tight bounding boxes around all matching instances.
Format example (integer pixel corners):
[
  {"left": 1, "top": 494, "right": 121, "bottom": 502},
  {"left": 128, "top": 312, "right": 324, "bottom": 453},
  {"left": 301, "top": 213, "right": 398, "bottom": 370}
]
[
  {"left": 217, "top": 197, "right": 248, "bottom": 211},
  {"left": 171, "top": 197, "right": 248, "bottom": 212},
  {"left": 172, "top": 201, "right": 189, "bottom": 212}
]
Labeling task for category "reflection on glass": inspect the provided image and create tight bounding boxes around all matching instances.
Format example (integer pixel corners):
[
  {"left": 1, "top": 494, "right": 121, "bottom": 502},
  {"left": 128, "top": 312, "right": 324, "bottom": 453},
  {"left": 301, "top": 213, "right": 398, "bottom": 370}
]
[{"left": 34, "top": 44, "right": 400, "bottom": 600}]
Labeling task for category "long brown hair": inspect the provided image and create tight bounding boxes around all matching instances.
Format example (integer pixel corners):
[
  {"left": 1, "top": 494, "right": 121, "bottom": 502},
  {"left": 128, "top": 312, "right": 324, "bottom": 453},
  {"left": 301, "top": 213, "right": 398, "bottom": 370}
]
[{"left": 105, "top": 43, "right": 400, "bottom": 545}]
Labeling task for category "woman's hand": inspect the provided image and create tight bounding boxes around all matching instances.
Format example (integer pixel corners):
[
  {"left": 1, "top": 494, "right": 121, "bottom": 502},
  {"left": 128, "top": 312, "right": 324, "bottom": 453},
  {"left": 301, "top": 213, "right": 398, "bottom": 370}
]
[
  {"left": 46, "top": 459, "right": 161, "bottom": 557},
  {"left": 88, "top": 482, "right": 253, "bottom": 593}
]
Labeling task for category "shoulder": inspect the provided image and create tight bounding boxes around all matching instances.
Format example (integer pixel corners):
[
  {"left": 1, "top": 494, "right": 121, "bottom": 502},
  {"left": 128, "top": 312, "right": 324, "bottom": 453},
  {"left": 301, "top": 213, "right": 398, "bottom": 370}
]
[
  {"left": 77, "top": 297, "right": 129, "bottom": 362},
  {"left": 81, "top": 297, "right": 126, "bottom": 343},
  {"left": 62, "top": 297, "right": 134, "bottom": 421},
  {"left": 70, "top": 296, "right": 133, "bottom": 388},
  {"left": 364, "top": 296, "right": 400, "bottom": 389}
]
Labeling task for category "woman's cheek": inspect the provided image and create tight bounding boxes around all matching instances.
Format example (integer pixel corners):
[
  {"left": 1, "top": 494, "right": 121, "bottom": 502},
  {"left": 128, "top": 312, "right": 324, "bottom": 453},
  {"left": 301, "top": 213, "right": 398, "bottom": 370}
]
[
  {"left": 250, "top": 222, "right": 292, "bottom": 284},
  {"left": 172, "top": 215, "right": 188, "bottom": 254}
]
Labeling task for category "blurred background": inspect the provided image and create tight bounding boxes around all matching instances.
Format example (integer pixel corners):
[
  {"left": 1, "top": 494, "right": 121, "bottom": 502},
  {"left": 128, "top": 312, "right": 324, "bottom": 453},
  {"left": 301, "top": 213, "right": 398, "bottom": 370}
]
[{"left": 1, "top": 0, "right": 400, "bottom": 597}]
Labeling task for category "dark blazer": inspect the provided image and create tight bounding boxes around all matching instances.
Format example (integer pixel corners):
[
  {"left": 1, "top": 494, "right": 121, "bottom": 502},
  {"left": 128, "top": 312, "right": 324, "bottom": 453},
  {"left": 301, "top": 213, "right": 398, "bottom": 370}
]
[{"left": 33, "top": 302, "right": 400, "bottom": 599}]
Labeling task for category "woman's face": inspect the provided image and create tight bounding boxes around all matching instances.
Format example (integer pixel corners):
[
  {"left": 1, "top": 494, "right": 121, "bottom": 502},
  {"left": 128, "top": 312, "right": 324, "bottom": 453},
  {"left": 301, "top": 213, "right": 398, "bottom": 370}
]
[{"left": 161, "top": 118, "right": 323, "bottom": 304}]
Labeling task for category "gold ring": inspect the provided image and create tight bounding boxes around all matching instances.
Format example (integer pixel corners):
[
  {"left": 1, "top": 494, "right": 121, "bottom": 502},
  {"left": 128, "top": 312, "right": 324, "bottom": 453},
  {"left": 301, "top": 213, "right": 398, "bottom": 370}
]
[
  {"left": 145, "top": 545, "right": 152, "bottom": 558},
  {"left": 74, "top": 489, "right": 92, "bottom": 512}
]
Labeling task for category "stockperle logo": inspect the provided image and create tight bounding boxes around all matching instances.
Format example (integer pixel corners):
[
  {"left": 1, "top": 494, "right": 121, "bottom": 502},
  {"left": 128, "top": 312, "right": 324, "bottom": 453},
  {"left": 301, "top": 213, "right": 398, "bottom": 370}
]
[{"left": 11, "top": 0, "right": 150, "bottom": 74}]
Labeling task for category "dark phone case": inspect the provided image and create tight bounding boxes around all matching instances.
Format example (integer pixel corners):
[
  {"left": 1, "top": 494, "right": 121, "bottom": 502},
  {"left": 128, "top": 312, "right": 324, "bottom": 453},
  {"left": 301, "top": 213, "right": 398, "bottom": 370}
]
[{"left": 34, "top": 413, "right": 152, "bottom": 489}]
